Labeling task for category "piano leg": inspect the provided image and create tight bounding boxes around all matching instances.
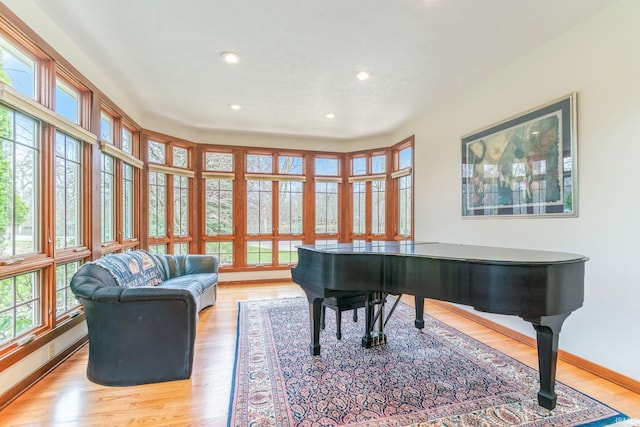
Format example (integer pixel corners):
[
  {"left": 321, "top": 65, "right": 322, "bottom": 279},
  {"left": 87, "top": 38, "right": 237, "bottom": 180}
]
[
  {"left": 526, "top": 312, "right": 571, "bottom": 411},
  {"left": 414, "top": 296, "right": 425, "bottom": 329},
  {"left": 308, "top": 297, "right": 324, "bottom": 356}
]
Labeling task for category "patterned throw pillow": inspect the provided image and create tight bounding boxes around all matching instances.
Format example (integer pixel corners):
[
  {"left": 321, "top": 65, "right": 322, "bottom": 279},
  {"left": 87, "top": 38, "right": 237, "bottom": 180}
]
[{"left": 93, "top": 251, "right": 163, "bottom": 288}]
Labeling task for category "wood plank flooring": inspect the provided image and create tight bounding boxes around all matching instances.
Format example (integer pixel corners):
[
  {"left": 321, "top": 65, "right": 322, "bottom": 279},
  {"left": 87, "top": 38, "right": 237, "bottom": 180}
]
[{"left": 1, "top": 282, "right": 639, "bottom": 426}]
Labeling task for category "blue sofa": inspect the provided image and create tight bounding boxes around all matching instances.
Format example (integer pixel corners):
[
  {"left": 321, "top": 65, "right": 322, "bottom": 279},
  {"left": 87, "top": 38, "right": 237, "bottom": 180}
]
[{"left": 70, "top": 250, "right": 218, "bottom": 386}]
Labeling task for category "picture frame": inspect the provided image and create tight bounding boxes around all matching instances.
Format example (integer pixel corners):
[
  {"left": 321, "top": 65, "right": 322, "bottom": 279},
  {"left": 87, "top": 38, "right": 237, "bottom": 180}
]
[{"left": 461, "top": 93, "right": 577, "bottom": 218}]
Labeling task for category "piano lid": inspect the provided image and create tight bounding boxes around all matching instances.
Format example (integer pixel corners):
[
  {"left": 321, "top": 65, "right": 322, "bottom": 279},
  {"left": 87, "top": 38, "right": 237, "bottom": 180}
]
[{"left": 296, "top": 241, "right": 588, "bottom": 265}]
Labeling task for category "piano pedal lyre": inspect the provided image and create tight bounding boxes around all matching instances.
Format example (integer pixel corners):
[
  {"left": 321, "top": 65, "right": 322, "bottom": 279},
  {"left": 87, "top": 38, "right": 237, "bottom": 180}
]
[
  {"left": 361, "top": 292, "right": 403, "bottom": 348},
  {"left": 362, "top": 292, "right": 387, "bottom": 348}
]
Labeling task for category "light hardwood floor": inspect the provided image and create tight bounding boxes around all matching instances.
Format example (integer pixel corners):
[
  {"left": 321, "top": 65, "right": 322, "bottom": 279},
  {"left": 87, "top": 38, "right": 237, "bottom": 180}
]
[{"left": 1, "top": 282, "right": 639, "bottom": 426}]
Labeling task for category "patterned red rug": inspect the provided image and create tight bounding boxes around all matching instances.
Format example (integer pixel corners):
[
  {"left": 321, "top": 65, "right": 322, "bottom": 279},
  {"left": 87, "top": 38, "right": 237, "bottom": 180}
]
[{"left": 228, "top": 297, "right": 628, "bottom": 426}]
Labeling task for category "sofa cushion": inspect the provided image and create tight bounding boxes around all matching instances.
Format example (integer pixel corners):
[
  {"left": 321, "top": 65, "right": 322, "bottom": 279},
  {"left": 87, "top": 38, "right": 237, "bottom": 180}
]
[
  {"left": 93, "top": 251, "right": 163, "bottom": 288},
  {"left": 159, "top": 276, "right": 207, "bottom": 301}
]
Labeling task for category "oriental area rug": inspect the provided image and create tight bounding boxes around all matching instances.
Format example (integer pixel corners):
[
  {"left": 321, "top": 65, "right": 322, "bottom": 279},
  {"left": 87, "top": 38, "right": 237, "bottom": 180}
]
[{"left": 228, "top": 297, "right": 628, "bottom": 426}]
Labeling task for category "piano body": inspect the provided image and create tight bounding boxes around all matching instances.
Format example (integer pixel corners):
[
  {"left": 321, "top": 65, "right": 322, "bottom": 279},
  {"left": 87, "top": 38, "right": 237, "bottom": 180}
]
[{"left": 290, "top": 241, "right": 587, "bottom": 410}]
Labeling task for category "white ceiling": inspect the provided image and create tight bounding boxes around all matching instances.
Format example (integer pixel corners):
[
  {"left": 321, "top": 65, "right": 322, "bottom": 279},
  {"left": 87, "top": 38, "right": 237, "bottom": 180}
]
[{"left": 31, "top": 0, "right": 613, "bottom": 139}]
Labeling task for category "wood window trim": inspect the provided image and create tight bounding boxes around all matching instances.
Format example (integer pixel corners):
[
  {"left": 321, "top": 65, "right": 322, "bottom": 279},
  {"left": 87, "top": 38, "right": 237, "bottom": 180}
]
[{"left": 0, "top": 83, "right": 97, "bottom": 143}]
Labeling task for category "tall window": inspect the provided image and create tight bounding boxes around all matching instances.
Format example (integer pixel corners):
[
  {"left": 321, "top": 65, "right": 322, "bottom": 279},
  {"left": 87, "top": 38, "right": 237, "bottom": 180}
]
[
  {"left": 204, "top": 151, "right": 234, "bottom": 265},
  {"left": 101, "top": 154, "right": 115, "bottom": 243},
  {"left": 245, "top": 152, "right": 305, "bottom": 266},
  {"left": 0, "top": 105, "right": 39, "bottom": 258},
  {"left": 122, "top": 163, "right": 134, "bottom": 239},
  {"left": 55, "top": 132, "right": 82, "bottom": 249},
  {"left": 148, "top": 171, "right": 167, "bottom": 239},
  {"left": 348, "top": 151, "right": 389, "bottom": 241},
  {"left": 314, "top": 157, "right": 340, "bottom": 242},
  {"left": 148, "top": 140, "right": 192, "bottom": 255},
  {"left": 393, "top": 138, "right": 414, "bottom": 239},
  {"left": 173, "top": 175, "right": 189, "bottom": 238}
]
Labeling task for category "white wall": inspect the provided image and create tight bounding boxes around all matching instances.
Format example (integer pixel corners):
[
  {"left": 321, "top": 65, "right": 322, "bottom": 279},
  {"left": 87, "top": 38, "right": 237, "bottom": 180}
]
[{"left": 393, "top": 0, "right": 640, "bottom": 380}]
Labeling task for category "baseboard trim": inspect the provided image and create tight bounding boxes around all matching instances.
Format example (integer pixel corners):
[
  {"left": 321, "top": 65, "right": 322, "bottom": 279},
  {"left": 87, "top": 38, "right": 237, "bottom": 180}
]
[
  {"left": 0, "top": 336, "right": 88, "bottom": 410},
  {"left": 429, "top": 299, "right": 640, "bottom": 394}
]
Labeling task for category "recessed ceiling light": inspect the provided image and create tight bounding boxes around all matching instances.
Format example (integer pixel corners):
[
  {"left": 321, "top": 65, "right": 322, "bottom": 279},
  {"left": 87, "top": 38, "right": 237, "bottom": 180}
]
[
  {"left": 221, "top": 51, "right": 241, "bottom": 64},
  {"left": 356, "top": 70, "right": 371, "bottom": 81},
  {"left": 229, "top": 104, "right": 243, "bottom": 110},
  {"left": 325, "top": 113, "right": 335, "bottom": 119}
]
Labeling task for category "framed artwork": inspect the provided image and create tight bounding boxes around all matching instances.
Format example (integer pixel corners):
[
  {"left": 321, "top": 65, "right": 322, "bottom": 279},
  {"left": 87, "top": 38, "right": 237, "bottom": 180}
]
[{"left": 461, "top": 93, "right": 577, "bottom": 218}]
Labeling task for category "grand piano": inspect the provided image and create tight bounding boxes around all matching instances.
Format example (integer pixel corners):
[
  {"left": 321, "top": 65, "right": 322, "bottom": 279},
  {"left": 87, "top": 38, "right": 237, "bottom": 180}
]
[{"left": 290, "top": 241, "right": 587, "bottom": 410}]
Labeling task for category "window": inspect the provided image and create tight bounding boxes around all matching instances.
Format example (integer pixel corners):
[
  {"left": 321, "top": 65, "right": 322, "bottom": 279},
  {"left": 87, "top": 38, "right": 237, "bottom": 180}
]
[
  {"left": 352, "top": 181, "right": 366, "bottom": 236},
  {"left": 0, "top": 271, "right": 41, "bottom": 345},
  {"left": 148, "top": 140, "right": 193, "bottom": 254},
  {"left": 315, "top": 181, "right": 339, "bottom": 235},
  {"left": 205, "top": 241, "right": 233, "bottom": 266},
  {"left": 348, "top": 151, "right": 389, "bottom": 241},
  {"left": 246, "top": 240, "right": 272, "bottom": 266},
  {"left": 205, "top": 151, "right": 233, "bottom": 171},
  {"left": 246, "top": 179, "right": 272, "bottom": 235},
  {"left": 173, "top": 146, "right": 188, "bottom": 168},
  {"left": 315, "top": 157, "right": 339, "bottom": 176},
  {"left": 54, "top": 78, "right": 79, "bottom": 124},
  {"left": 101, "top": 154, "right": 115, "bottom": 243},
  {"left": 173, "top": 175, "right": 189, "bottom": 237},
  {"left": 100, "top": 111, "right": 113, "bottom": 144},
  {"left": 247, "top": 154, "right": 272, "bottom": 173},
  {"left": 0, "top": 35, "right": 36, "bottom": 99},
  {"left": 122, "top": 163, "right": 134, "bottom": 240},
  {"left": 0, "top": 105, "right": 39, "bottom": 258},
  {"left": 371, "top": 179, "right": 385, "bottom": 235},
  {"left": 55, "top": 261, "right": 81, "bottom": 317},
  {"left": 122, "top": 127, "right": 133, "bottom": 154},
  {"left": 148, "top": 171, "right": 167, "bottom": 238},
  {"left": 55, "top": 132, "right": 82, "bottom": 249},
  {"left": 393, "top": 139, "right": 414, "bottom": 239},
  {"left": 205, "top": 178, "right": 233, "bottom": 235},
  {"left": 203, "top": 151, "right": 234, "bottom": 265},
  {"left": 148, "top": 140, "right": 165, "bottom": 163},
  {"left": 277, "top": 239, "right": 301, "bottom": 265}
]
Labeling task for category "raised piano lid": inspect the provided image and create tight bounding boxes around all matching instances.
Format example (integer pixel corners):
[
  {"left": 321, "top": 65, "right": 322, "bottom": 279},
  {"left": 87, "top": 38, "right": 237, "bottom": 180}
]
[{"left": 296, "top": 241, "right": 588, "bottom": 265}]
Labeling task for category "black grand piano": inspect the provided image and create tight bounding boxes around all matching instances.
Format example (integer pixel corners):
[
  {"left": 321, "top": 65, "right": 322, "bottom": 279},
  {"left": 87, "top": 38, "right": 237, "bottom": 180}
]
[{"left": 290, "top": 241, "right": 587, "bottom": 410}]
